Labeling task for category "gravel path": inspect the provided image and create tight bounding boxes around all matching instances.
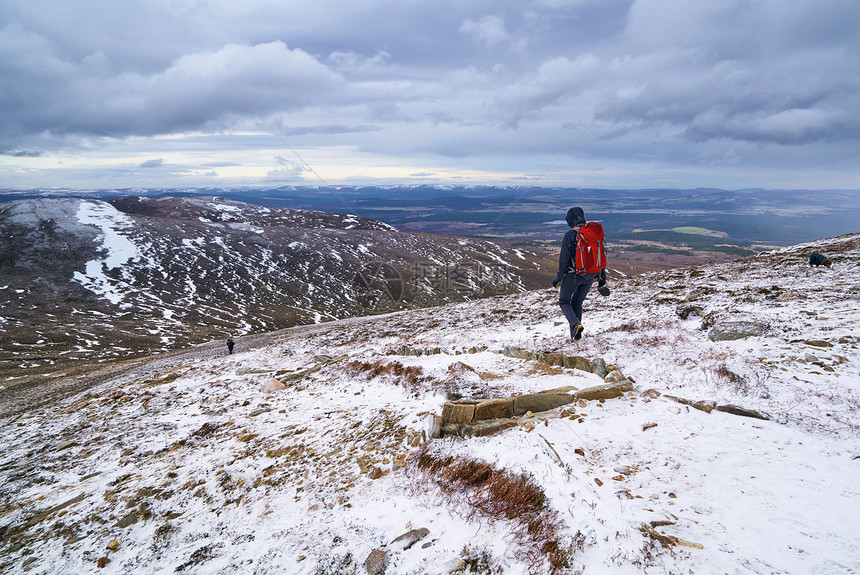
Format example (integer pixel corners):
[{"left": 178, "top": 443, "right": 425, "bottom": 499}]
[{"left": 0, "top": 314, "right": 393, "bottom": 419}]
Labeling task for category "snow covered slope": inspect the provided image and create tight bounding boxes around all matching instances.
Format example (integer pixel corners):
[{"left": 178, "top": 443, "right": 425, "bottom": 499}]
[
  {"left": 0, "top": 234, "right": 858, "bottom": 574},
  {"left": 0, "top": 196, "right": 551, "bottom": 387}
]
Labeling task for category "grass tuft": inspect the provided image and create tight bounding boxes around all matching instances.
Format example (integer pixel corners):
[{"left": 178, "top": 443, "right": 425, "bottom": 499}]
[{"left": 409, "top": 448, "right": 576, "bottom": 573}]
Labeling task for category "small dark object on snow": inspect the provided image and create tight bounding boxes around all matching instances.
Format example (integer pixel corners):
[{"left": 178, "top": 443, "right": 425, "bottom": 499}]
[{"left": 809, "top": 252, "right": 832, "bottom": 267}]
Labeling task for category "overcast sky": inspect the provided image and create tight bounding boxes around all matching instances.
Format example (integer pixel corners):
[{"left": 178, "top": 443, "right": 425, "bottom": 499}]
[{"left": 1, "top": 0, "right": 859, "bottom": 190}]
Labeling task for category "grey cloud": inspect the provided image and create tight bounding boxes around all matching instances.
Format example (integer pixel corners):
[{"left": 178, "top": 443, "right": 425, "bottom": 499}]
[
  {"left": 4, "top": 150, "right": 44, "bottom": 157},
  {"left": 0, "top": 38, "right": 342, "bottom": 140},
  {"left": 139, "top": 159, "right": 164, "bottom": 168}
]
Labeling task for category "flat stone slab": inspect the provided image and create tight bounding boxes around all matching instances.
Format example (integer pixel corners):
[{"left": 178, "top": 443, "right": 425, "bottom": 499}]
[
  {"left": 513, "top": 393, "right": 575, "bottom": 416},
  {"left": 474, "top": 398, "right": 514, "bottom": 421},
  {"left": 716, "top": 404, "right": 769, "bottom": 420},
  {"left": 572, "top": 382, "right": 633, "bottom": 401}
]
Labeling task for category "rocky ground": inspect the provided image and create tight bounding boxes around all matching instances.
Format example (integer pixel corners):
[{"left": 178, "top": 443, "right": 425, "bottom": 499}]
[{"left": 0, "top": 234, "right": 858, "bottom": 574}]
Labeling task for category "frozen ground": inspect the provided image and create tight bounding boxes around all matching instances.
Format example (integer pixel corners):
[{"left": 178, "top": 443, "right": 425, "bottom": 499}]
[{"left": 1, "top": 234, "right": 858, "bottom": 574}]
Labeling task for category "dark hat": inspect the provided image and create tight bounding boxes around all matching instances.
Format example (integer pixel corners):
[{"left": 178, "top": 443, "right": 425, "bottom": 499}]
[{"left": 565, "top": 207, "right": 586, "bottom": 228}]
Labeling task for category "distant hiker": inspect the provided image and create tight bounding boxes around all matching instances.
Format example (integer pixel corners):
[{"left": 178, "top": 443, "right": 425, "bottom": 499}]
[
  {"left": 809, "top": 252, "right": 832, "bottom": 267},
  {"left": 227, "top": 337, "right": 234, "bottom": 354},
  {"left": 552, "top": 207, "right": 608, "bottom": 341}
]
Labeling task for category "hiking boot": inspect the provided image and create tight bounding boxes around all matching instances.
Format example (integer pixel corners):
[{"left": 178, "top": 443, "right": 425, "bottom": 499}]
[{"left": 571, "top": 323, "right": 584, "bottom": 341}]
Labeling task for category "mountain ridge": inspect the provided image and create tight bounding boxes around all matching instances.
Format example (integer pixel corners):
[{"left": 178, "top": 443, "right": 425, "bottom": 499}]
[{"left": 0, "top": 196, "right": 553, "bottom": 388}]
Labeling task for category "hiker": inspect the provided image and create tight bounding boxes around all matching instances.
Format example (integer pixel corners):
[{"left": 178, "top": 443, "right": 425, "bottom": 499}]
[
  {"left": 552, "top": 207, "right": 608, "bottom": 341},
  {"left": 227, "top": 337, "right": 234, "bottom": 354}
]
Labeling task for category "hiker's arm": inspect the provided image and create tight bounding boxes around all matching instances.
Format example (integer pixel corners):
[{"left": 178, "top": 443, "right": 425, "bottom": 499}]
[{"left": 554, "top": 230, "right": 575, "bottom": 285}]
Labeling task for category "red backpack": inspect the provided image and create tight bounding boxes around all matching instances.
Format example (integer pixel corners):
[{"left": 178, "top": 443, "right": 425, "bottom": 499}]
[{"left": 574, "top": 222, "right": 606, "bottom": 274}]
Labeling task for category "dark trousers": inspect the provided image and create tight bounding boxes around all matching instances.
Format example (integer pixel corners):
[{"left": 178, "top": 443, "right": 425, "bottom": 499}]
[{"left": 559, "top": 273, "right": 595, "bottom": 328}]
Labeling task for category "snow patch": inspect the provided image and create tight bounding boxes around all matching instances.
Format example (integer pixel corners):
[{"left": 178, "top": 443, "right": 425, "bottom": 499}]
[{"left": 72, "top": 201, "right": 141, "bottom": 306}]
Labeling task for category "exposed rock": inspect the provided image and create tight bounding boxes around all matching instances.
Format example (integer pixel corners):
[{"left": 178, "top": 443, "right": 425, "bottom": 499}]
[
  {"left": 665, "top": 395, "right": 717, "bottom": 414},
  {"left": 692, "top": 400, "right": 717, "bottom": 414},
  {"left": 574, "top": 382, "right": 633, "bottom": 401},
  {"left": 502, "top": 346, "right": 534, "bottom": 360},
  {"left": 97, "top": 557, "right": 110, "bottom": 568},
  {"left": 604, "top": 370, "right": 627, "bottom": 383},
  {"left": 424, "top": 414, "right": 442, "bottom": 439},
  {"left": 676, "top": 303, "right": 704, "bottom": 320},
  {"left": 114, "top": 511, "right": 139, "bottom": 528},
  {"left": 716, "top": 404, "right": 769, "bottom": 420},
  {"left": 447, "top": 361, "right": 476, "bottom": 375},
  {"left": 473, "top": 398, "right": 514, "bottom": 421},
  {"left": 235, "top": 432, "right": 259, "bottom": 443},
  {"left": 542, "top": 352, "right": 565, "bottom": 367},
  {"left": 592, "top": 358, "right": 609, "bottom": 379},
  {"left": 564, "top": 355, "right": 593, "bottom": 372},
  {"left": 540, "top": 385, "right": 577, "bottom": 394},
  {"left": 261, "top": 379, "right": 286, "bottom": 393},
  {"left": 708, "top": 321, "right": 767, "bottom": 341},
  {"left": 643, "top": 422, "right": 658, "bottom": 431},
  {"left": 441, "top": 402, "right": 477, "bottom": 425},
  {"left": 468, "top": 419, "right": 519, "bottom": 438},
  {"left": 802, "top": 339, "right": 833, "bottom": 348},
  {"left": 390, "top": 527, "right": 430, "bottom": 551},
  {"left": 369, "top": 467, "right": 388, "bottom": 480},
  {"left": 513, "top": 393, "right": 574, "bottom": 416},
  {"left": 364, "top": 549, "right": 387, "bottom": 575},
  {"left": 106, "top": 539, "right": 120, "bottom": 551}
]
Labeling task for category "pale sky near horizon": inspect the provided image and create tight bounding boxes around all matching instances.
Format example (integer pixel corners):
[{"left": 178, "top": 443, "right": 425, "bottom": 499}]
[{"left": 1, "top": 0, "right": 859, "bottom": 191}]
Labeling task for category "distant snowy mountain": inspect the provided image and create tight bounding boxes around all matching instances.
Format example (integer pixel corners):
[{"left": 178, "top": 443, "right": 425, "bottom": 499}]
[
  {"left": 0, "top": 232, "right": 857, "bottom": 574},
  {"left": 0, "top": 196, "right": 552, "bottom": 386}
]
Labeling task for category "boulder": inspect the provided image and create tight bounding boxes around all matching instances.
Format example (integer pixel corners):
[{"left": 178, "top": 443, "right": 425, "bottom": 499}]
[
  {"left": 364, "top": 549, "right": 387, "bottom": 575},
  {"left": 542, "top": 352, "right": 565, "bottom": 367},
  {"left": 390, "top": 528, "right": 430, "bottom": 551},
  {"left": 708, "top": 321, "right": 767, "bottom": 341},
  {"left": 441, "top": 402, "right": 477, "bottom": 425}
]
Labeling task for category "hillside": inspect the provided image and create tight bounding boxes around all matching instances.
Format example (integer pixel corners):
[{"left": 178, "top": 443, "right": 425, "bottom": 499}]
[
  {"left": 0, "top": 196, "right": 553, "bottom": 388},
  {"left": 0, "top": 234, "right": 858, "bottom": 574}
]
